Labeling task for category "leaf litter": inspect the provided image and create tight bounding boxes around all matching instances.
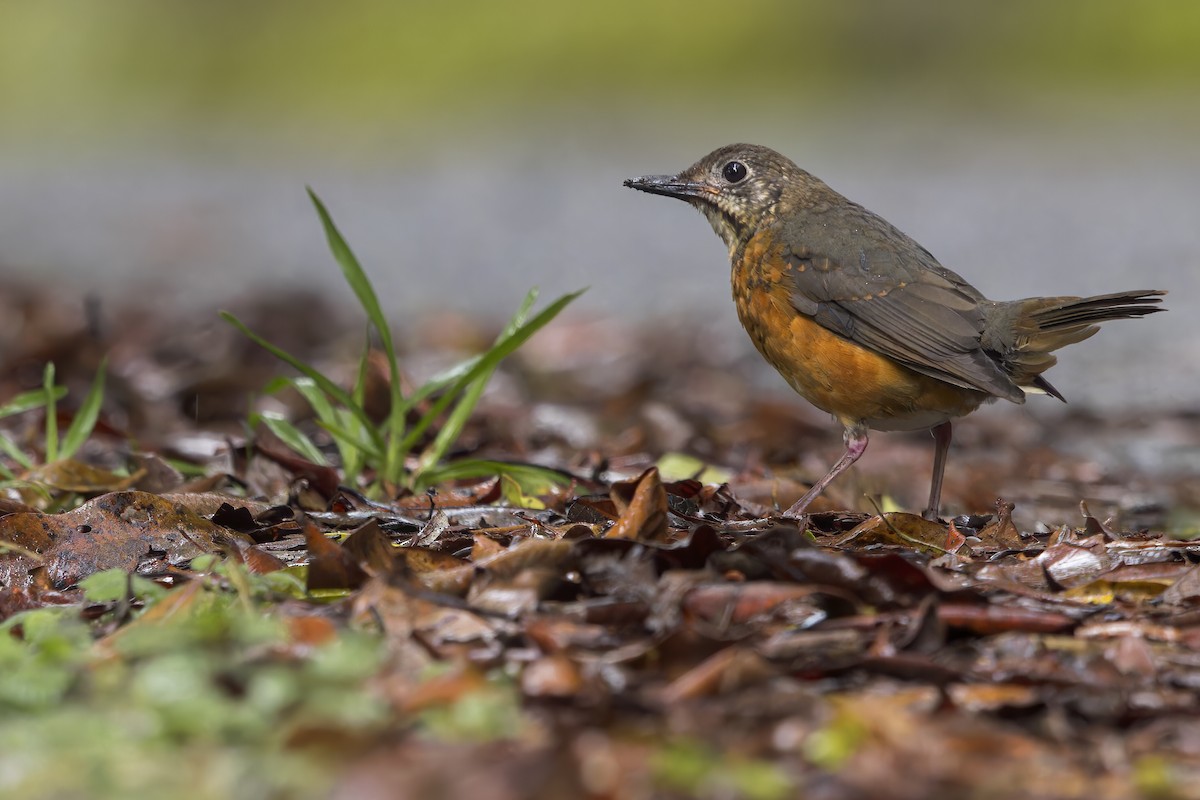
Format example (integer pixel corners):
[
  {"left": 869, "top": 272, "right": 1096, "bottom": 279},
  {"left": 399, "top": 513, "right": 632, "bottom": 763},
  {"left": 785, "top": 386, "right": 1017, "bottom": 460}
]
[{"left": 1, "top": 284, "right": 1199, "bottom": 799}]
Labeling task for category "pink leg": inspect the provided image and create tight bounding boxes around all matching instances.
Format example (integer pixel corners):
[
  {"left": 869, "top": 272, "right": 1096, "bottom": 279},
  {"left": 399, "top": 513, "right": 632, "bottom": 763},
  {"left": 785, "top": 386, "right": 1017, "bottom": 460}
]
[
  {"left": 783, "top": 424, "right": 869, "bottom": 518},
  {"left": 923, "top": 421, "right": 953, "bottom": 521}
]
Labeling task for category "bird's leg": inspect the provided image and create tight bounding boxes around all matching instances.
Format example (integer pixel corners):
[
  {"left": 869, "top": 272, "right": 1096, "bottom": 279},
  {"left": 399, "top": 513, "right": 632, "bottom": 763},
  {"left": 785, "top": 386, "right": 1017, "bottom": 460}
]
[
  {"left": 783, "top": 424, "right": 868, "bottom": 519},
  {"left": 923, "top": 421, "right": 953, "bottom": 521}
]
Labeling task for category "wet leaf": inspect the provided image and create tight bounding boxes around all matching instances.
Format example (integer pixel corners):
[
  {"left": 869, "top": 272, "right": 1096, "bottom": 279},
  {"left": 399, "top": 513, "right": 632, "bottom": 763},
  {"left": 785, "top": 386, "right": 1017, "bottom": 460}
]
[
  {"left": 30, "top": 459, "right": 144, "bottom": 494},
  {"left": 1038, "top": 542, "right": 1110, "bottom": 589},
  {"left": 1159, "top": 564, "right": 1200, "bottom": 605},
  {"left": 836, "top": 512, "right": 950, "bottom": 553},
  {"left": 975, "top": 499, "right": 1023, "bottom": 549},
  {"left": 937, "top": 603, "right": 1076, "bottom": 635},
  {"left": 396, "top": 547, "right": 474, "bottom": 596},
  {"left": 0, "top": 490, "right": 253, "bottom": 589},
  {"left": 656, "top": 452, "right": 732, "bottom": 485},
  {"left": 660, "top": 646, "right": 776, "bottom": 703},
  {"left": 682, "top": 582, "right": 841, "bottom": 627},
  {"left": 469, "top": 539, "right": 576, "bottom": 616},
  {"left": 605, "top": 467, "right": 669, "bottom": 542},
  {"left": 340, "top": 520, "right": 396, "bottom": 573},
  {"left": 304, "top": 520, "right": 367, "bottom": 592},
  {"left": 521, "top": 653, "right": 585, "bottom": 699}
]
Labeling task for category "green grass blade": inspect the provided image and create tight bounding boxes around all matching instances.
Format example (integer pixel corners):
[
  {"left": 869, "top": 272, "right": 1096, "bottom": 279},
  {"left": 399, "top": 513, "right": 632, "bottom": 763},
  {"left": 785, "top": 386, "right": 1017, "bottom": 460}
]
[
  {"left": 413, "top": 288, "right": 540, "bottom": 467},
  {"left": 307, "top": 189, "right": 407, "bottom": 484},
  {"left": 265, "top": 374, "right": 374, "bottom": 485},
  {"left": 416, "top": 365, "right": 490, "bottom": 474},
  {"left": 42, "top": 363, "right": 58, "bottom": 462},
  {"left": 262, "top": 373, "right": 373, "bottom": 485},
  {"left": 306, "top": 189, "right": 399, "bottom": 377},
  {"left": 500, "top": 287, "right": 539, "bottom": 335},
  {"left": 289, "top": 377, "right": 338, "bottom": 425},
  {"left": 59, "top": 358, "right": 107, "bottom": 461},
  {"left": 220, "top": 311, "right": 385, "bottom": 455},
  {"left": 332, "top": 409, "right": 368, "bottom": 483},
  {"left": 314, "top": 415, "right": 385, "bottom": 463},
  {"left": 409, "top": 288, "right": 584, "bottom": 481},
  {"left": 259, "top": 413, "right": 329, "bottom": 465},
  {"left": 392, "top": 288, "right": 539, "bottom": 415},
  {"left": 402, "top": 288, "right": 582, "bottom": 460},
  {"left": 395, "top": 284, "right": 537, "bottom": 413},
  {"left": 314, "top": 412, "right": 384, "bottom": 482},
  {"left": 0, "top": 479, "right": 51, "bottom": 502},
  {"left": 260, "top": 376, "right": 297, "bottom": 395},
  {"left": 351, "top": 328, "right": 371, "bottom": 406},
  {"left": 396, "top": 353, "right": 482, "bottom": 414},
  {"left": 343, "top": 331, "right": 373, "bottom": 485},
  {"left": 0, "top": 433, "right": 33, "bottom": 471},
  {"left": 0, "top": 386, "right": 67, "bottom": 419},
  {"left": 162, "top": 458, "right": 210, "bottom": 478},
  {"left": 289, "top": 377, "right": 373, "bottom": 482},
  {"left": 418, "top": 458, "right": 570, "bottom": 488}
]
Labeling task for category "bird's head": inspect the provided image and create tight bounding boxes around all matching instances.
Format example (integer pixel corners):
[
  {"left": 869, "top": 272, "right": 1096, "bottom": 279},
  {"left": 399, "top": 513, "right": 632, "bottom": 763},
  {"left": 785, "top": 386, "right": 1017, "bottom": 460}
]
[{"left": 624, "top": 143, "right": 807, "bottom": 253}]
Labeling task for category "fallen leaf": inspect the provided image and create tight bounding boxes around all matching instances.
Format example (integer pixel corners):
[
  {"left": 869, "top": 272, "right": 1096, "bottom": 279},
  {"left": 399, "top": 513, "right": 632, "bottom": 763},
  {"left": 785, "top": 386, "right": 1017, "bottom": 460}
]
[
  {"left": 836, "top": 513, "right": 949, "bottom": 553},
  {"left": 0, "top": 490, "right": 253, "bottom": 589},
  {"left": 605, "top": 467, "right": 669, "bottom": 542},
  {"left": 975, "top": 499, "right": 1023, "bottom": 549},
  {"left": 660, "top": 646, "right": 775, "bottom": 703},
  {"left": 521, "top": 653, "right": 585, "bottom": 699},
  {"left": 304, "top": 520, "right": 367, "bottom": 591},
  {"left": 30, "top": 459, "right": 144, "bottom": 494}
]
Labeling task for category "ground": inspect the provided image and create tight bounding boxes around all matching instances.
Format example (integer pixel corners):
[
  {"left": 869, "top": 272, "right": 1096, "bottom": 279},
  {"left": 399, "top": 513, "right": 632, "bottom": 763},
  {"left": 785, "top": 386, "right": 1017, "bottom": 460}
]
[{"left": 1, "top": 285, "right": 1198, "bottom": 800}]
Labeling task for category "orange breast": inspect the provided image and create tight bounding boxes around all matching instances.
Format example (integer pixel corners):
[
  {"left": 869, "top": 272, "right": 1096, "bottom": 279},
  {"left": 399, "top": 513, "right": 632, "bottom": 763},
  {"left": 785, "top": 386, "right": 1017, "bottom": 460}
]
[{"left": 732, "top": 232, "right": 988, "bottom": 431}]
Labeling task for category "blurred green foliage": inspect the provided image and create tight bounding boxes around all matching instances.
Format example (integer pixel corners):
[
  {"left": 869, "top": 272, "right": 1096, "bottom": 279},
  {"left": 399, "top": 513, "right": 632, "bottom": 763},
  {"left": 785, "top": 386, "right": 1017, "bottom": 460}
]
[
  {"left": 0, "top": 561, "right": 383, "bottom": 799},
  {"left": 0, "top": 557, "right": 540, "bottom": 799},
  {"left": 3, "top": 0, "right": 1198, "bottom": 145},
  {"left": 653, "top": 738, "right": 794, "bottom": 800}
]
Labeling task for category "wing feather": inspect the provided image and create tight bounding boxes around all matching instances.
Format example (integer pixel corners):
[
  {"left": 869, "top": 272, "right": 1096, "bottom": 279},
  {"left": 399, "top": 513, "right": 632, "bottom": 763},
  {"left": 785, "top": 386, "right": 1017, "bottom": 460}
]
[{"left": 779, "top": 207, "right": 1023, "bottom": 402}]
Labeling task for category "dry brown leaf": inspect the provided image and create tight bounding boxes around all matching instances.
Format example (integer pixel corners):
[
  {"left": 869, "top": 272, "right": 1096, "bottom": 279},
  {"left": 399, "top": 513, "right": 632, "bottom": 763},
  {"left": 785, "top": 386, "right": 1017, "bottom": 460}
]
[
  {"left": 304, "top": 520, "right": 367, "bottom": 591},
  {"left": 0, "top": 490, "right": 252, "bottom": 589},
  {"left": 30, "top": 459, "right": 145, "bottom": 493},
  {"left": 341, "top": 520, "right": 396, "bottom": 574},
  {"left": 682, "top": 582, "right": 830, "bottom": 627},
  {"left": 605, "top": 467, "right": 669, "bottom": 542},
  {"left": 660, "top": 646, "right": 776, "bottom": 703},
  {"left": 521, "top": 653, "right": 585, "bottom": 699},
  {"left": 836, "top": 512, "right": 948, "bottom": 552}
]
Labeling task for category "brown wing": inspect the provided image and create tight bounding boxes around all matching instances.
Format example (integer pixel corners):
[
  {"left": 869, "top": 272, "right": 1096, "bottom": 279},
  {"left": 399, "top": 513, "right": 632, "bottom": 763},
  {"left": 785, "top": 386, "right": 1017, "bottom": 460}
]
[{"left": 778, "top": 203, "right": 1025, "bottom": 403}]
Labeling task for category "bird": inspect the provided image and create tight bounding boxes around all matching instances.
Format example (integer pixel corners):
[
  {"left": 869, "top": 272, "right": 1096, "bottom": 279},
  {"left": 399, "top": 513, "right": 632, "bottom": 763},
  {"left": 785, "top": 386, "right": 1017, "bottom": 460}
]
[{"left": 624, "top": 143, "right": 1165, "bottom": 520}]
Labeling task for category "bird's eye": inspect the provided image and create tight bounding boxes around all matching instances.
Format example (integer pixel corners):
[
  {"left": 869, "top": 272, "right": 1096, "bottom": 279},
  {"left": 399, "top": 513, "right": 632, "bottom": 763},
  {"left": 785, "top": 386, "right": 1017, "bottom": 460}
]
[{"left": 722, "top": 161, "right": 748, "bottom": 183}]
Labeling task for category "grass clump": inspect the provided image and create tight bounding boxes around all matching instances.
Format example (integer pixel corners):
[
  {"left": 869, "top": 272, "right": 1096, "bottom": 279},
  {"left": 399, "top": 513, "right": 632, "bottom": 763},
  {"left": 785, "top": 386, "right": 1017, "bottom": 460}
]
[
  {"left": 224, "top": 190, "right": 582, "bottom": 499},
  {"left": 0, "top": 360, "right": 107, "bottom": 505}
]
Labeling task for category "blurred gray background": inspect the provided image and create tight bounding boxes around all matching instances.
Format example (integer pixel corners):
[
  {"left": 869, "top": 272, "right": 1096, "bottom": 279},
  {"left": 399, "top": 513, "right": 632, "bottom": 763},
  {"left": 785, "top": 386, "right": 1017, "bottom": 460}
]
[{"left": 1, "top": 0, "right": 1196, "bottom": 409}]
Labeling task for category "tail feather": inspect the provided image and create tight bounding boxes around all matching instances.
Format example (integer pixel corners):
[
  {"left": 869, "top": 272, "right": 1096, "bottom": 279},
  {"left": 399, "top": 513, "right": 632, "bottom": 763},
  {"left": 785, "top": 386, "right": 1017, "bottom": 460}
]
[
  {"left": 1029, "top": 289, "right": 1165, "bottom": 329},
  {"left": 991, "top": 289, "right": 1166, "bottom": 400}
]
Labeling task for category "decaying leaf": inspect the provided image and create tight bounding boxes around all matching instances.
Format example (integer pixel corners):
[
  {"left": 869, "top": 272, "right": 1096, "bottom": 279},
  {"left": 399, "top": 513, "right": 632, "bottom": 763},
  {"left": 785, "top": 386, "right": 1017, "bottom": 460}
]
[
  {"left": 975, "top": 499, "right": 1023, "bottom": 549},
  {"left": 30, "top": 459, "right": 145, "bottom": 494},
  {"left": 835, "top": 512, "right": 950, "bottom": 552},
  {"left": 0, "top": 490, "right": 253, "bottom": 589},
  {"left": 305, "top": 519, "right": 368, "bottom": 592},
  {"left": 605, "top": 467, "right": 669, "bottom": 542},
  {"left": 469, "top": 539, "right": 577, "bottom": 616}
]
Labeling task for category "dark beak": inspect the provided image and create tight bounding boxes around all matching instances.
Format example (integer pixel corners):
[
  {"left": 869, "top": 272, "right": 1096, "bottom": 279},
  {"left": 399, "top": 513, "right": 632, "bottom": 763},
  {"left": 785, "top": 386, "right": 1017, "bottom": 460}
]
[{"left": 623, "top": 174, "right": 712, "bottom": 201}]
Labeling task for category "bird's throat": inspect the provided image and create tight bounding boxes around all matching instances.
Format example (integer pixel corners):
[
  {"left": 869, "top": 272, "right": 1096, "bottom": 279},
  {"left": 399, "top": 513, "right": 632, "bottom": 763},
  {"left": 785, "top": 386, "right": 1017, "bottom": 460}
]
[{"left": 697, "top": 203, "right": 748, "bottom": 256}]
